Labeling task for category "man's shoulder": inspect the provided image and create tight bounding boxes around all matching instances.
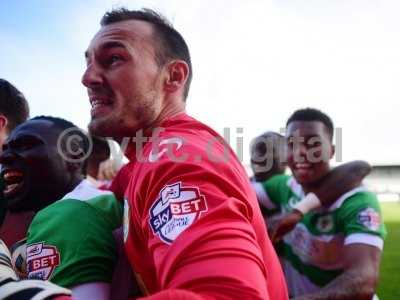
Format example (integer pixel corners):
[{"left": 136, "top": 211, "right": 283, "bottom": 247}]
[
  {"left": 262, "top": 174, "right": 294, "bottom": 194},
  {"left": 35, "top": 180, "right": 121, "bottom": 228},
  {"left": 141, "top": 116, "right": 243, "bottom": 176},
  {"left": 346, "top": 189, "right": 378, "bottom": 203},
  {"left": 329, "top": 187, "right": 379, "bottom": 211},
  {"left": 161, "top": 112, "right": 226, "bottom": 146},
  {"left": 259, "top": 174, "right": 295, "bottom": 208},
  {"left": 330, "top": 188, "right": 386, "bottom": 241},
  {"left": 162, "top": 112, "right": 214, "bottom": 134},
  {"left": 265, "top": 174, "right": 292, "bottom": 185},
  {"left": 61, "top": 179, "right": 114, "bottom": 202}
]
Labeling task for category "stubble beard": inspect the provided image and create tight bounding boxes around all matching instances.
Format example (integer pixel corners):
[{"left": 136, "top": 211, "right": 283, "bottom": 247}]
[{"left": 88, "top": 89, "right": 160, "bottom": 141}]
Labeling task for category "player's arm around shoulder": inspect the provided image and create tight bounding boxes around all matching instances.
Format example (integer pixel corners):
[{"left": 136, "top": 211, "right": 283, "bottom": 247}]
[{"left": 267, "top": 161, "right": 372, "bottom": 244}]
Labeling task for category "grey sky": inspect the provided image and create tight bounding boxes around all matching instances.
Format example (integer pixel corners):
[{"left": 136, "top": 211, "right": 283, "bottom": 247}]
[{"left": 1, "top": 0, "right": 399, "bottom": 165}]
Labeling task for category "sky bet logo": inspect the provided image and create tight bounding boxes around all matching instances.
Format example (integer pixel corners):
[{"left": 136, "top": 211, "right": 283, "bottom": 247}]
[
  {"left": 27, "top": 243, "right": 60, "bottom": 281},
  {"left": 149, "top": 182, "right": 208, "bottom": 244}
]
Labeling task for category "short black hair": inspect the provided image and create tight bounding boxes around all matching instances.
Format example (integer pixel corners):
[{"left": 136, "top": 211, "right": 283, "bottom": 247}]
[
  {"left": 286, "top": 108, "right": 334, "bottom": 140},
  {"left": 0, "top": 79, "right": 30, "bottom": 132},
  {"left": 31, "top": 115, "right": 77, "bottom": 132},
  {"left": 100, "top": 8, "right": 192, "bottom": 100},
  {"left": 30, "top": 116, "right": 90, "bottom": 172}
]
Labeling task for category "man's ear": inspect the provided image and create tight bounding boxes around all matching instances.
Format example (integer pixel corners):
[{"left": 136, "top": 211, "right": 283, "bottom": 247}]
[
  {"left": 164, "top": 60, "right": 189, "bottom": 94},
  {"left": 63, "top": 150, "right": 84, "bottom": 174},
  {"left": 330, "top": 144, "right": 336, "bottom": 159},
  {"left": 66, "top": 161, "right": 83, "bottom": 174},
  {"left": 0, "top": 115, "right": 9, "bottom": 145},
  {"left": 0, "top": 115, "right": 8, "bottom": 131}
]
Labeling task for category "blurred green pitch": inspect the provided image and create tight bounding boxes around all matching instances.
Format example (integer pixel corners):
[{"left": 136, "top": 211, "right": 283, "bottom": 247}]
[{"left": 377, "top": 202, "right": 400, "bottom": 300}]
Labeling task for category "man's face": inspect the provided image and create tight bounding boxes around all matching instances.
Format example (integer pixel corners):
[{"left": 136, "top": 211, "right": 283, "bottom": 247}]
[
  {"left": 286, "top": 121, "right": 334, "bottom": 186},
  {"left": 82, "top": 20, "right": 165, "bottom": 139},
  {"left": 0, "top": 120, "right": 71, "bottom": 211}
]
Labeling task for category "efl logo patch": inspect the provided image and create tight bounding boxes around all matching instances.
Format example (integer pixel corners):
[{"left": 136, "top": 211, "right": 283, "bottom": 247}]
[
  {"left": 149, "top": 182, "right": 207, "bottom": 244},
  {"left": 26, "top": 242, "right": 60, "bottom": 280},
  {"left": 358, "top": 208, "right": 381, "bottom": 231}
]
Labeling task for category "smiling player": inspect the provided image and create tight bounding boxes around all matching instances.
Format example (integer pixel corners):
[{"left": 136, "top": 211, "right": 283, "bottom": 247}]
[
  {"left": 0, "top": 79, "right": 31, "bottom": 247},
  {"left": 257, "top": 108, "right": 385, "bottom": 300},
  {"left": 0, "top": 116, "right": 123, "bottom": 299}
]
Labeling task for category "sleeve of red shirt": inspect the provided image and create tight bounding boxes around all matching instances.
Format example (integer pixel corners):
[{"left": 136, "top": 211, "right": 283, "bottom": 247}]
[
  {"left": 106, "top": 163, "right": 133, "bottom": 201},
  {"left": 133, "top": 159, "right": 278, "bottom": 300}
]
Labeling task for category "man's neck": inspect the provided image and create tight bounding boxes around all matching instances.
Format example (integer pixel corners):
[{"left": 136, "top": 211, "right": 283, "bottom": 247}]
[
  {"left": 300, "top": 169, "right": 331, "bottom": 194},
  {"left": 67, "top": 176, "right": 84, "bottom": 193},
  {"left": 146, "top": 100, "right": 186, "bottom": 133},
  {"left": 301, "top": 182, "right": 320, "bottom": 195},
  {"left": 51, "top": 176, "right": 83, "bottom": 204},
  {"left": 128, "top": 102, "right": 186, "bottom": 160}
]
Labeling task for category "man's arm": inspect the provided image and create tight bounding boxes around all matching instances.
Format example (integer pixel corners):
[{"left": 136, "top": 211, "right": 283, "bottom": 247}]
[
  {"left": 313, "top": 160, "right": 371, "bottom": 207},
  {"left": 130, "top": 159, "right": 288, "bottom": 300},
  {"left": 269, "top": 161, "right": 371, "bottom": 242},
  {"left": 293, "top": 244, "right": 381, "bottom": 300},
  {"left": 294, "top": 160, "right": 371, "bottom": 214}
]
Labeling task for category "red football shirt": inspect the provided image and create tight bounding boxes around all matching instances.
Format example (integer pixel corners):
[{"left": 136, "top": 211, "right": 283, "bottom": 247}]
[{"left": 122, "top": 113, "right": 288, "bottom": 300}]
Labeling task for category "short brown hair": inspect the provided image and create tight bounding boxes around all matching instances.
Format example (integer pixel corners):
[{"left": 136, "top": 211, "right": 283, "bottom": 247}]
[
  {"left": 101, "top": 8, "right": 192, "bottom": 100},
  {"left": 0, "top": 79, "right": 29, "bottom": 132}
]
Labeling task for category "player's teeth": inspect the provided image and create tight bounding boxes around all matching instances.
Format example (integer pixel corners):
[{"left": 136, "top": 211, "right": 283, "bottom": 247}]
[
  {"left": 92, "top": 99, "right": 109, "bottom": 108},
  {"left": 4, "top": 171, "right": 23, "bottom": 179},
  {"left": 4, "top": 183, "right": 19, "bottom": 194},
  {"left": 296, "top": 163, "right": 310, "bottom": 168}
]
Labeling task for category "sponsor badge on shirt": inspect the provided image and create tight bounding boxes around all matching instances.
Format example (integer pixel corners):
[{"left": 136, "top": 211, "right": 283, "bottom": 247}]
[
  {"left": 149, "top": 182, "right": 207, "bottom": 244},
  {"left": 357, "top": 207, "right": 381, "bottom": 231},
  {"left": 26, "top": 242, "right": 60, "bottom": 280}
]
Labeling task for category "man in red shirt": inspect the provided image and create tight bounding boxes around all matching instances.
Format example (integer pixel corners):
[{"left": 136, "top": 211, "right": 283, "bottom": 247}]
[
  {"left": 81, "top": 7, "right": 288, "bottom": 300},
  {"left": 0, "top": 7, "right": 288, "bottom": 300}
]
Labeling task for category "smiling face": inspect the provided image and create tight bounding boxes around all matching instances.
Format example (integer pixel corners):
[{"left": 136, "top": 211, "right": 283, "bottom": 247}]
[
  {"left": 286, "top": 121, "right": 334, "bottom": 187},
  {"left": 0, "top": 120, "right": 75, "bottom": 212},
  {"left": 82, "top": 20, "right": 166, "bottom": 140}
]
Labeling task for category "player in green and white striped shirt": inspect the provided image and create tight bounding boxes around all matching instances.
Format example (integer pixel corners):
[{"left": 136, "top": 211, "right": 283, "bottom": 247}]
[
  {"left": 0, "top": 116, "right": 123, "bottom": 299},
  {"left": 255, "top": 108, "right": 386, "bottom": 300}
]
